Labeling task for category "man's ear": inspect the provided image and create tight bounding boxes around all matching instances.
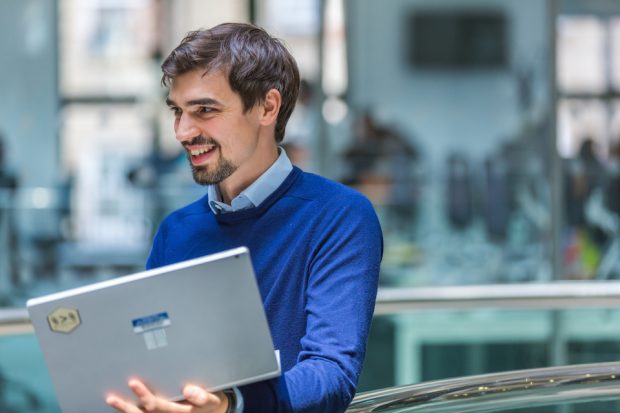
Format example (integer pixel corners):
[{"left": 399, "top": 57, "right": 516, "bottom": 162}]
[{"left": 260, "top": 89, "right": 282, "bottom": 127}]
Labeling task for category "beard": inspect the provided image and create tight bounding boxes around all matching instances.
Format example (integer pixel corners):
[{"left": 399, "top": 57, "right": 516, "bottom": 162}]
[
  {"left": 190, "top": 156, "right": 237, "bottom": 185},
  {"left": 184, "top": 136, "right": 238, "bottom": 185}
]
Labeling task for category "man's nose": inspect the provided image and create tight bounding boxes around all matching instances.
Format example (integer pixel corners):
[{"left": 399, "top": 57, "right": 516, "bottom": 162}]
[{"left": 175, "top": 113, "right": 200, "bottom": 143}]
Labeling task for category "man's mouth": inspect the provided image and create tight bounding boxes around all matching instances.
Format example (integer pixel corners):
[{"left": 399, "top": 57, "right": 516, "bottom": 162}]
[{"left": 187, "top": 145, "right": 217, "bottom": 165}]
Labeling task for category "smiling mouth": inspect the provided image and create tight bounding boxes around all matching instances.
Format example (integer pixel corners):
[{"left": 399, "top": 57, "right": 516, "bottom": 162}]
[{"left": 187, "top": 145, "right": 217, "bottom": 165}]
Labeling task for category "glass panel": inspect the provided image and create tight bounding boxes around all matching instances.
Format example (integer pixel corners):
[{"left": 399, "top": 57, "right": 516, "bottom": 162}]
[
  {"left": 557, "top": 99, "right": 608, "bottom": 282},
  {"left": 59, "top": 0, "right": 159, "bottom": 97},
  {"left": 6, "top": 308, "right": 620, "bottom": 412},
  {"left": 0, "top": 333, "right": 59, "bottom": 413},
  {"left": 556, "top": 10, "right": 620, "bottom": 281},
  {"left": 359, "top": 309, "right": 620, "bottom": 392},
  {"left": 1, "top": 1, "right": 256, "bottom": 308},
  {"left": 343, "top": 0, "right": 553, "bottom": 286},
  {"left": 557, "top": 104, "right": 620, "bottom": 280},
  {"left": 61, "top": 103, "right": 155, "bottom": 246},
  {"left": 557, "top": 16, "right": 607, "bottom": 94},
  {"left": 0, "top": 102, "right": 175, "bottom": 307}
]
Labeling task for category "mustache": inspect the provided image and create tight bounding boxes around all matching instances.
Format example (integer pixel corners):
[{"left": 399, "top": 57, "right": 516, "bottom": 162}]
[{"left": 182, "top": 136, "right": 219, "bottom": 147}]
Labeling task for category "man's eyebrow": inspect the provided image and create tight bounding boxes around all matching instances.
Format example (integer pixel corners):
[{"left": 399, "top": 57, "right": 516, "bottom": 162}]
[
  {"left": 165, "top": 97, "right": 220, "bottom": 107},
  {"left": 187, "top": 97, "right": 220, "bottom": 106}
]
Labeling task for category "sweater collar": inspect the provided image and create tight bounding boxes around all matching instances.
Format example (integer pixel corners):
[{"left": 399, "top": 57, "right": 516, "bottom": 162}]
[
  {"left": 207, "top": 147, "right": 293, "bottom": 214},
  {"left": 212, "top": 166, "right": 301, "bottom": 224}
]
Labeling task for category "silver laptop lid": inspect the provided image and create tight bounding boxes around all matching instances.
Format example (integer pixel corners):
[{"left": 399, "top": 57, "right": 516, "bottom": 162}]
[{"left": 27, "top": 247, "right": 280, "bottom": 413}]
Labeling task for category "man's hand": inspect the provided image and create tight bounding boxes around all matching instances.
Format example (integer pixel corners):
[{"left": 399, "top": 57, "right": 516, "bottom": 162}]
[{"left": 106, "top": 379, "right": 229, "bottom": 413}]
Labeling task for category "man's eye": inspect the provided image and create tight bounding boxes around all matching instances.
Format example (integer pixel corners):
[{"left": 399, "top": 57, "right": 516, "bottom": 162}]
[
  {"left": 198, "top": 107, "right": 214, "bottom": 114},
  {"left": 169, "top": 107, "right": 181, "bottom": 116}
]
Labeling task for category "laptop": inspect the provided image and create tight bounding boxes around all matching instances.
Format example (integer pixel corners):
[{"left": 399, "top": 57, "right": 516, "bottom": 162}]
[{"left": 27, "top": 247, "right": 280, "bottom": 413}]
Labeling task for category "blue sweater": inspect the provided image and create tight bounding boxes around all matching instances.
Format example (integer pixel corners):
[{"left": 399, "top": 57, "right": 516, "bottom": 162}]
[{"left": 146, "top": 167, "right": 383, "bottom": 412}]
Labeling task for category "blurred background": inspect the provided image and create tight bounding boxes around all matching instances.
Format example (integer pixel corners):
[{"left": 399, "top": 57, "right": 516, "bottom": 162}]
[{"left": 1, "top": 0, "right": 620, "bottom": 411}]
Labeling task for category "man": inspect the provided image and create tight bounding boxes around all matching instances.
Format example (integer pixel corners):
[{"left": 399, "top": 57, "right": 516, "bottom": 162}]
[{"left": 106, "top": 23, "right": 382, "bottom": 413}]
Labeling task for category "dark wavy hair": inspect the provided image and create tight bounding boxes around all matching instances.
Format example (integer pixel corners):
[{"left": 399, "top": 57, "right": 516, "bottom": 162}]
[{"left": 161, "top": 23, "right": 300, "bottom": 143}]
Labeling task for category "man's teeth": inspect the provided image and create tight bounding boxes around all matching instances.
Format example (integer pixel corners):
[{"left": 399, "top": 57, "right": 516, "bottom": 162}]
[{"left": 190, "top": 147, "right": 214, "bottom": 156}]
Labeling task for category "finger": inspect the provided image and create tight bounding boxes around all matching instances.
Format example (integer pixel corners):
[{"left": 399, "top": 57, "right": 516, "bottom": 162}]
[
  {"left": 128, "top": 379, "right": 159, "bottom": 412},
  {"left": 183, "top": 385, "right": 209, "bottom": 406},
  {"left": 106, "top": 394, "right": 144, "bottom": 413},
  {"left": 152, "top": 398, "right": 193, "bottom": 413},
  {"left": 130, "top": 379, "right": 192, "bottom": 413},
  {"left": 183, "top": 385, "right": 224, "bottom": 409}
]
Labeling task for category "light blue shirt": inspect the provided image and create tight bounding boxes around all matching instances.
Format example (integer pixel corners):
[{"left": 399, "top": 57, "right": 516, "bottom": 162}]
[{"left": 207, "top": 148, "right": 293, "bottom": 215}]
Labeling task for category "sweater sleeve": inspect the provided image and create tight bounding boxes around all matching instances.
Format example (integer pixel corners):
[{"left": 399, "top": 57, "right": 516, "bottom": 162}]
[{"left": 240, "top": 194, "right": 383, "bottom": 412}]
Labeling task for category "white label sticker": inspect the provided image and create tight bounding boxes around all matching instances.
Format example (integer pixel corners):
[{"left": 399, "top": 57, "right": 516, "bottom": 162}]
[
  {"left": 143, "top": 328, "right": 168, "bottom": 350},
  {"left": 132, "top": 312, "right": 170, "bottom": 350}
]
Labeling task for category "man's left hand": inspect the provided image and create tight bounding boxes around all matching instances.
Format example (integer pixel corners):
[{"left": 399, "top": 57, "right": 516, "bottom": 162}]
[{"left": 106, "top": 379, "right": 229, "bottom": 413}]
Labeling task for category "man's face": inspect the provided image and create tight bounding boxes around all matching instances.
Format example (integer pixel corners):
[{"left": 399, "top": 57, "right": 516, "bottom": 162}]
[{"left": 166, "top": 69, "right": 264, "bottom": 186}]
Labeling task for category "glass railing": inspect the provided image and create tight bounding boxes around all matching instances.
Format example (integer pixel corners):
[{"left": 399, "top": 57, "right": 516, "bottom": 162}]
[
  {"left": 348, "top": 362, "right": 620, "bottom": 412},
  {"left": 5, "top": 282, "right": 620, "bottom": 412},
  {"left": 359, "top": 283, "right": 620, "bottom": 393}
]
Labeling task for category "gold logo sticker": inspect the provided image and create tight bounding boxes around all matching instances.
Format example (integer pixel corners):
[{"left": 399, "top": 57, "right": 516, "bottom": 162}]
[{"left": 47, "top": 307, "right": 81, "bottom": 334}]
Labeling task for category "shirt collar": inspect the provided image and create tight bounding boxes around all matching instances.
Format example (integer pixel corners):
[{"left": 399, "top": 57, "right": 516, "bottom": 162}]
[{"left": 207, "top": 147, "right": 293, "bottom": 214}]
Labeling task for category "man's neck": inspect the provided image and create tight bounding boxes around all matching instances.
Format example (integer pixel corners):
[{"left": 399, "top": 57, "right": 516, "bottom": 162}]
[{"left": 218, "top": 145, "right": 279, "bottom": 204}]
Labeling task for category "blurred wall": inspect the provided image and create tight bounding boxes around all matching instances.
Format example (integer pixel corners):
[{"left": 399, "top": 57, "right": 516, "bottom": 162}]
[
  {"left": 166, "top": 0, "right": 249, "bottom": 52},
  {"left": 346, "top": 0, "right": 552, "bottom": 168},
  {"left": 0, "top": 0, "right": 59, "bottom": 188}
]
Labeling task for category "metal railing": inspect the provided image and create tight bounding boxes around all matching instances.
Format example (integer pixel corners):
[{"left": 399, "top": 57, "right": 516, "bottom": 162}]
[
  {"left": 6, "top": 281, "right": 620, "bottom": 334},
  {"left": 0, "top": 307, "right": 32, "bottom": 335},
  {"left": 346, "top": 361, "right": 620, "bottom": 412},
  {"left": 374, "top": 281, "right": 620, "bottom": 314}
]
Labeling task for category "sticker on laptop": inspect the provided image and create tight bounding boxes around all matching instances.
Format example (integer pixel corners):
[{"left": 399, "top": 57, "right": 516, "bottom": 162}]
[
  {"left": 132, "top": 312, "right": 171, "bottom": 350},
  {"left": 47, "top": 307, "right": 81, "bottom": 334}
]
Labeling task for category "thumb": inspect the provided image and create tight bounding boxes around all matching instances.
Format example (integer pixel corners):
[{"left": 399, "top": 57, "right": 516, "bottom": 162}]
[{"left": 183, "top": 385, "right": 209, "bottom": 406}]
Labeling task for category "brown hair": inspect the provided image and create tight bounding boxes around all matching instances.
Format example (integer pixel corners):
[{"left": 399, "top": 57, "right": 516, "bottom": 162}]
[{"left": 161, "top": 23, "right": 300, "bottom": 143}]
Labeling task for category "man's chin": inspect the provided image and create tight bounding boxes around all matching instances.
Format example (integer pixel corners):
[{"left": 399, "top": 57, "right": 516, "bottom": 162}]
[
  {"left": 191, "top": 165, "right": 236, "bottom": 186},
  {"left": 192, "top": 172, "right": 220, "bottom": 186}
]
